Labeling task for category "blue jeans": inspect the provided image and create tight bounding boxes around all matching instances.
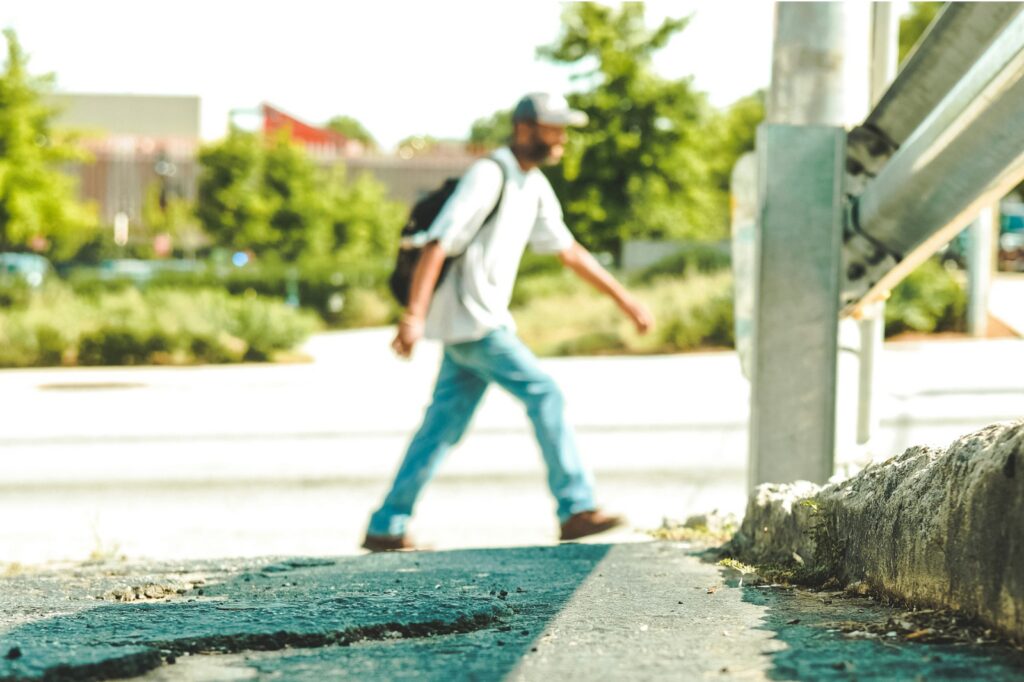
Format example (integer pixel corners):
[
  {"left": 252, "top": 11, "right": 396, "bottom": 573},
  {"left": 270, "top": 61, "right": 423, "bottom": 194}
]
[{"left": 367, "top": 328, "right": 596, "bottom": 537}]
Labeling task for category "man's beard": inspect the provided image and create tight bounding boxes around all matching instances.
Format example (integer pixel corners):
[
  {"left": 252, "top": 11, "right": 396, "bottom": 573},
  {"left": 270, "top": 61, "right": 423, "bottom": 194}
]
[{"left": 518, "top": 134, "right": 556, "bottom": 164}]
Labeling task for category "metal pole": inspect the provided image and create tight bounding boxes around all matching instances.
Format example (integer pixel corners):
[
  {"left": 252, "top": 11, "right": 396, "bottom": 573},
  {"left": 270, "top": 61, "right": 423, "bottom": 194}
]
[
  {"left": 967, "top": 205, "right": 997, "bottom": 337},
  {"left": 870, "top": 2, "right": 900, "bottom": 107},
  {"left": 767, "top": 3, "right": 847, "bottom": 125},
  {"left": 851, "top": 2, "right": 900, "bottom": 458},
  {"left": 750, "top": 2, "right": 847, "bottom": 489},
  {"left": 750, "top": 125, "right": 845, "bottom": 489},
  {"left": 856, "top": 301, "right": 885, "bottom": 445}
]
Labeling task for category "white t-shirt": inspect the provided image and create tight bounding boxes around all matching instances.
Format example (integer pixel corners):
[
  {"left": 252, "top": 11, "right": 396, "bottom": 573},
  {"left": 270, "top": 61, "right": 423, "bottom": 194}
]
[{"left": 411, "top": 147, "right": 575, "bottom": 344}]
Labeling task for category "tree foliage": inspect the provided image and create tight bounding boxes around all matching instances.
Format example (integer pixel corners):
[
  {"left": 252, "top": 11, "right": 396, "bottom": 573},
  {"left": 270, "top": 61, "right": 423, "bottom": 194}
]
[
  {"left": 326, "top": 166, "right": 404, "bottom": 260},
  {"left": 262, "top": 134, "right": 331, "bottom": 261},
  {"left": 142, "top": 182, "right": 198, "bottom": 247},
  {"left": 537, "top": 4, "right": 723, "bottom": 259},
  {"left": 898, "top": 2, "right": 944, "bottom": 65},
  {"left": 0, "top": 30, "right": 96, "bottom": 259},
  {"left": 703, "top": 90, "right": 765, "bottom": 225},
  {"left": 196, "top": 129, "right": 403, "bottom": 263},
  {"left": 469, "top": 109, "right": 512, "bottom": 149},
  {"left": 325, "top": 115, "right": 376, "bottom": 150},
  {"left": 196, "top": 130, "right": 271, "bottom": 254},
  {"left": 396, "top": 134, "right": 440, "bottom": 158}
]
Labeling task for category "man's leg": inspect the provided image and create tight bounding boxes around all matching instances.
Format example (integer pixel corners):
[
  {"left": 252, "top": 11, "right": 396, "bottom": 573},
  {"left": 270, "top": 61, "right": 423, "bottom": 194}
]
[
  {"left": 446, "top": 329, "right": 596, "bottom": 523},
  {"left": 367, "top": 352, "right": 487, "bottom": 538}
]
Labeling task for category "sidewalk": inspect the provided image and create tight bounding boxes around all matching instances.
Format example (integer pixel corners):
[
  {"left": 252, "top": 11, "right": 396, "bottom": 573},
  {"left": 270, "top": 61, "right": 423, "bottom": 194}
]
[
  {"left": 990, "top": 272, "right": 1024, "bottom": 336},
  {"left": 1, "top": 328, "right": 1022, "bottom": 565},
  {"left": 2, "top": 543, "right": 1022, "bottom": 681}
]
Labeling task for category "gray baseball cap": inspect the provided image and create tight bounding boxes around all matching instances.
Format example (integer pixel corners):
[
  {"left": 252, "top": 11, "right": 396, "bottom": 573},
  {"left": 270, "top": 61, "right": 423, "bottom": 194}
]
[{"left": 513, "top": 92, "right": 589, "bottom": 127}]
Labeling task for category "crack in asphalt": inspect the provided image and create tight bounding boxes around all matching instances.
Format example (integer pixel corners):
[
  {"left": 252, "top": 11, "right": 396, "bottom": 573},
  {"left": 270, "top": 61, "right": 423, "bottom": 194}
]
[{"left": 1, "top": 610, "right": 507, "bottom": 682}]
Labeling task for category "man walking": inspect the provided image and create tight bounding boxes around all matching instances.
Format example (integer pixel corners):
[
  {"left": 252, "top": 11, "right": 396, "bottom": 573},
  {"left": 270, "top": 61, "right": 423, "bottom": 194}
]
[{"left": 363, "top": 93, "right": 654, "bottom": 552}]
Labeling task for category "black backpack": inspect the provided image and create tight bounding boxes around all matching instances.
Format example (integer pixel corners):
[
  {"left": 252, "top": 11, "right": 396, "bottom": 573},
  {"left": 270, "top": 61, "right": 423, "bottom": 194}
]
[{"left": 388, "top": 157, "right": 505, "bottom": 306}]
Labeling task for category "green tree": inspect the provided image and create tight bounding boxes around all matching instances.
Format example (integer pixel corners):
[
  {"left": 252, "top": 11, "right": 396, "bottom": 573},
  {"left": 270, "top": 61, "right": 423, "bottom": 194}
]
[
  {"left": 469, "top": 109, "right": 512, "bottom": 149},
  {"left": 196, "top": 129, "right": 272, "bottom": 254},
  {"left": 326, "top": 166, "right": 405, "bottom": 261},
  {"left": 538, "top": 4, "right": 719, "bottom": 260},
  {"left": 142, "top": 183, "right": 198, "bottom": 251},
  {"left": 325, "top": 115, "right": 376, "bottom": 150},
  {"left": 396, "top": 134, "right": 445, "bottom": 159},
  {"left": 262, "top": 133, "right": 331, "bottom": 261},
  {"left": 703, "top": 90, "right": 765, "bottom": 226},
  {"left": 0, "top": 29, "right": 96, "bottom": 259},
  {"left": 197, "top": 128, "right": 405, "bottom": 263},
  {"left": 898, "top": 2, "right": 944, "bottom": 65}
]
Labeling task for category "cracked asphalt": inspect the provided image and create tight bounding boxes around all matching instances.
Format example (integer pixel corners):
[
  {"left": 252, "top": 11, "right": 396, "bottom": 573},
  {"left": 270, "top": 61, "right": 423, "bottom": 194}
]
[{"left": 2, "top": 543, "right": 1022, "bottom": 681}]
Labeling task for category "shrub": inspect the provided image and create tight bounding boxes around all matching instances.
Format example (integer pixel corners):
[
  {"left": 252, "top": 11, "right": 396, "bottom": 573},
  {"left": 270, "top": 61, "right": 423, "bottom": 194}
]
[
  {"left": 78, "top": 326, "right": 170, "bottom": 366},
  {"left": 227, "top": 292, "right": 321, "bottom": 361},
  {"left": 0, "top": 280, "right": 33, "bottom": 308},
  {"left": 62, "top": 258, "right": 393, "bottom": 329},
  {"left": 884, "top": 258, "right": 966, "bottom": 336},
  {"left": 0, "top": 284, "right": 320, "bottom": 367},
  {"left": 510, "top": 268, "right": 585, "bottom": 309},
  {"left": 336, "top": 287, "right": 399, "bottom": 328},
  {"left": 515, "top": 270, "right": 735, "bottom": 356}
]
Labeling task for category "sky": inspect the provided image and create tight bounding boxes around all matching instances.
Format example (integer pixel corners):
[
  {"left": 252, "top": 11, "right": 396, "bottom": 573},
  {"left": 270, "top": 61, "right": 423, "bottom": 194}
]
[{"left": 0, "top": 1, "right": 780, "bottom": 150}]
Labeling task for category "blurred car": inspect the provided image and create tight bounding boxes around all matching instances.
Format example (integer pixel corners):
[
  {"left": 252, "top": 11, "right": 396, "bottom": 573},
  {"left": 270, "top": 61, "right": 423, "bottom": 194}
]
[
  {"left": 0, "top": 252, "right": 53, "bottom": 288},
  {"left": 938, "top": 201, "right": 1024, "bottom": 272},
  {"left": 1000, "top": 201, "right": 1024, "bottom": 271},
  {"left": 94, "top": 258, "right": 206, "bottom": 284},
  {"left": 999, "top": 231, "right": 1024, "bottom": 272}
]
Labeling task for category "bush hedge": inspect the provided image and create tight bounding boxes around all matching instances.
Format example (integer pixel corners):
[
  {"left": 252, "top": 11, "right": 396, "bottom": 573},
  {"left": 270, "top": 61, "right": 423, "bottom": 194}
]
[
  {"left": 63, "top": 258, "right": 400, "bottom": 330},
  {"left": 884, "top": 258, "right": 966, "bottom": 336},
  {"left": 10, "top": 247, "right": 967, "bottom": 364},
  {"left": 514, "top": 254, "right": 966, "bottom": 356},
  {"left": 0, "top": 284, "right": 321, "bottom": 368},
  {"left": 514, "top": 270, "right": 735, "bottom": 356}
]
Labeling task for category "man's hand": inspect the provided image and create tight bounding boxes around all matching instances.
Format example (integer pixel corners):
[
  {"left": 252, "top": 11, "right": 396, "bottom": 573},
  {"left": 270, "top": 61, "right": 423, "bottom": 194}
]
[
  {"left": 620, "top": 295, "right": 654, "bottom": 334},
  {"left": 391, "top": 314, "right": 424, "bottom": 358},
  {"left": 392, "top": 242, "right": 446, "bottom": 359}
]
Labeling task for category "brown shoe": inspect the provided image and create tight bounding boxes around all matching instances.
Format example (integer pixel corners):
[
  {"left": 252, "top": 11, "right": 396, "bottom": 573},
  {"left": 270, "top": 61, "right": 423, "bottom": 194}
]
[
  {"left": 361, "top": 534, "right": 416, "bottom": 552},
  {"left": 560, "top": 510, "right": 626, "bottom": 541}
]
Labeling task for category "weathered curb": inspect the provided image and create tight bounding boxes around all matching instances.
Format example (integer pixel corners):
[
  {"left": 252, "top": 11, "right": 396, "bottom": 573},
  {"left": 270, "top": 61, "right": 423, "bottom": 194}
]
[{"left": 727, "top": 419, "right": 1024, "bottom": 641}]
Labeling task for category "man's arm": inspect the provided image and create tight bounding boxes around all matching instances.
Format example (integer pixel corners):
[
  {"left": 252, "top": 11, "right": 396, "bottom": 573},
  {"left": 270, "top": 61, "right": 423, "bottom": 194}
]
[
  {"left": 558, "top": 241, "right": 654, "bottom": 334},
  {"left": 391, "top": 242, "right": 446, "bottom": 358}
]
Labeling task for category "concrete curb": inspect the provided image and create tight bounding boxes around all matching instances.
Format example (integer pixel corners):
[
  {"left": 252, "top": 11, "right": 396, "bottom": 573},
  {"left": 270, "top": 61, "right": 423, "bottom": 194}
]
[{"left": 728, "top": 419, "right": 1023, "bottom": 641}]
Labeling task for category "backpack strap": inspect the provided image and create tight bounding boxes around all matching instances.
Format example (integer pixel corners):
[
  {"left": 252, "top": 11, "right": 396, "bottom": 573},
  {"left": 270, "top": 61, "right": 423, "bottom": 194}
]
[{"left": 480, "top": 156, "right": 506, "bottom": 228}]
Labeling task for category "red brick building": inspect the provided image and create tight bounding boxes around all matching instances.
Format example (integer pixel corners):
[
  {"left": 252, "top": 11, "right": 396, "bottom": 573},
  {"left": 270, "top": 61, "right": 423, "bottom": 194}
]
[{"left": 261, "top": 103, "right": 365, "bottom": 158}]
